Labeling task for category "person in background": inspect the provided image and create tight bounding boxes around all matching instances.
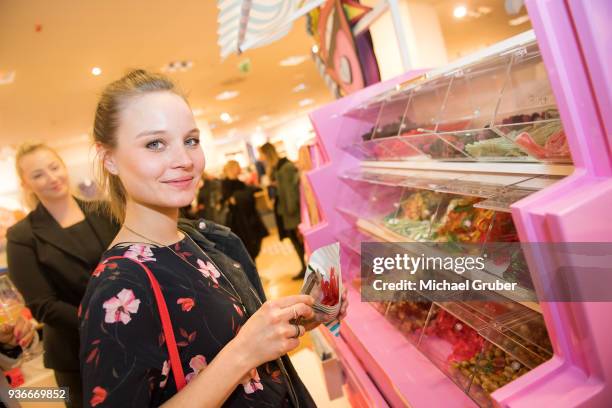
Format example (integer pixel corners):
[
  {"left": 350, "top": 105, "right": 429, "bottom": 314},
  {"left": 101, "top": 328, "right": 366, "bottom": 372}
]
[
  {"left": 195, "top": 172, "right": 223, "bottom": 223},
  {"left": 221, "top": 160, "right": 268, "bottom": 260},
  {"left": 79, "top": 69, "right": 348, "bottom": 407},
  {"left": 258, "top": 143, "right": 306, "bottom": 280},
  {"left": 6, "top": 143, "right": 119, "bottom": 408}
]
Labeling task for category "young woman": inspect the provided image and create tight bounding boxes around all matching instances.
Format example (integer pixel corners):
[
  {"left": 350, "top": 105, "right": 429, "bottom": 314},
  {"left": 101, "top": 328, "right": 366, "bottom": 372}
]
[
  {"left": 258, "top": 143, "right": 306, "bottom": 280},
  {"left": 79, "top": 70, "right": 347, "bottom": 407},
  {"left": 6, "top": 143, "right": 119, "bottom": 408},
  {"left": 221, "top": 160, "right": 268, "bottom": 259}
]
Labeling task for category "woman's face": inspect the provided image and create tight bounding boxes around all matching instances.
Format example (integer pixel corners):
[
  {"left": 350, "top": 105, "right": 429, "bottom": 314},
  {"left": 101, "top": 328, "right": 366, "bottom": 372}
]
[
  {"left": 19, "top": 149, "right": 70, "bottom": 202},
  {"left": 107, "top": 91, "right": 204, "bottom": 210}
]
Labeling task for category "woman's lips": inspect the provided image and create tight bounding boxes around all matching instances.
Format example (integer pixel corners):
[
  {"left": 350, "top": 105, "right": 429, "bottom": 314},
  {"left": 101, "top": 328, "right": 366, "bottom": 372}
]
[{"left": 161, "top": 176, "right": 194, "bottom": 189}]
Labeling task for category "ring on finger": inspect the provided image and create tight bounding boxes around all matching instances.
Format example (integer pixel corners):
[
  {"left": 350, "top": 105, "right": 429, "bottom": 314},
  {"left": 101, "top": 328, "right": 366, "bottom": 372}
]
[{"left": 292, "top": 323, "right": 300, "bottom": 339}]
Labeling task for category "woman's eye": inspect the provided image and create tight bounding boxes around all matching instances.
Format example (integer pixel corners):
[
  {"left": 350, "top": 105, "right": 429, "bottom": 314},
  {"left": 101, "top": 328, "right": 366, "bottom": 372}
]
[
  {"left": 146, "top": 140, "right": 165, "bottom": 150},
  {"left": 185, "top": 137, "right": 200, "bottom": 147}
]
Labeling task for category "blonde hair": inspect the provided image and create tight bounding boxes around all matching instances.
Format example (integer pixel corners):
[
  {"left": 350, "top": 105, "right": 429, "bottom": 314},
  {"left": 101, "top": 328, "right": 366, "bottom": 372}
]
[
  {"left": 92, "top": 69, "right": 184, "bottom": 223},
  {"left": 259, "top": 143, "right": 280, "bottom": 179},
  {"left": 15, "top": 142, "right": 65, "bottom": 210},
  {"left": 223, "top": 160, "right": 240, "bottom": 178}
]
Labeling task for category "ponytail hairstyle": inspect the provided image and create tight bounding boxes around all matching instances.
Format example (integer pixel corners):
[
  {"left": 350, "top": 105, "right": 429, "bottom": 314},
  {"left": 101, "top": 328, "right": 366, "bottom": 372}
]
[{"left": 92, "top": 69, "right": 185, "bottom": 222}]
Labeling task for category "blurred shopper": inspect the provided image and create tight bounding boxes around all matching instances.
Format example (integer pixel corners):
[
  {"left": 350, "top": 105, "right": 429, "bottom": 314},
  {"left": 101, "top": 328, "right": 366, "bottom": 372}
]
[
  {"left": 195, "top": 172, "right": 223, "bottom": 223},
  {"left": 80, "top": 70, "right": 348, "bottom": 407},
  {"left": 6, "top": 143, "right": 118, "bottom": 408},
  {"left": 258, "top": 143, "right": 306, "bottom": 280},
  {"left": 221, "top": 160, "right": 268, "bottom": 259}
]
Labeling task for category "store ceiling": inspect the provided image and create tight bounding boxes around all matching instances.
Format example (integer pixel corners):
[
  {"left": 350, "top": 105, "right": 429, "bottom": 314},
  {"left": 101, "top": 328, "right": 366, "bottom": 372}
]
[
  {"left": 0, "top": 0, "right": 530, "bottom": 148},
  {"left": 0, "top": 0, "right": 331, "bottom": 147}
]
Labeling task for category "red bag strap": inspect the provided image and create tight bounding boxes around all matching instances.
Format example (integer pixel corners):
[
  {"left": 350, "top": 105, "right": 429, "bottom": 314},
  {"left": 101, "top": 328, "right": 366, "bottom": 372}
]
[{"left": 104, "top": 256, "right": 186, "bottom": 390}]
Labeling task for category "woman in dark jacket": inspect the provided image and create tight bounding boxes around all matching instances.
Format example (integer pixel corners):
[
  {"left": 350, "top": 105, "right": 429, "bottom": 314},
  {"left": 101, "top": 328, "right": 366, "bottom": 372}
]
[
  {"left": 258, "top": 143, "right": 306, "bottom": 280},
  {"left": 6, "top": 143, "right": 118, "bottom": 408},
  {"left": 221, "top": 161, "right": 268, "bottom": 260}
]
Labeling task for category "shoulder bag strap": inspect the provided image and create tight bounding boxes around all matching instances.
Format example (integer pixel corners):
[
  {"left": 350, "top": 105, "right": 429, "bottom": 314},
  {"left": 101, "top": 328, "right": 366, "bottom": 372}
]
[{"left": 104, "top": 256, "right": 186, "bottom": 391}]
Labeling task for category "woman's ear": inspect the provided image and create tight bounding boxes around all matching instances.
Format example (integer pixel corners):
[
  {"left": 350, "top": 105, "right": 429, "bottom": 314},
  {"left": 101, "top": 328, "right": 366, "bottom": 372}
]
[{"left": 96, "top": 143, "right": 118, "bottom": 175}]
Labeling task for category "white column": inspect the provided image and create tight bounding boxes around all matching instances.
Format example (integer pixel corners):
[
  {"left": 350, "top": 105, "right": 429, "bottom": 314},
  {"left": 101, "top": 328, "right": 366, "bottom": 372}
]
[{"left": 362, "top": 0, "right": 448, "bottom": 80}]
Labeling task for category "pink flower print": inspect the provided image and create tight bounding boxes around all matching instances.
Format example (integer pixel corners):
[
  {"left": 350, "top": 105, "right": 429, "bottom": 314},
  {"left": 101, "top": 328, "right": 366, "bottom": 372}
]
[
  {"left": 185, "top": 355, "right": 208, "bottom": 383},
  {"left": 159, "top": 360, "right": 170, "bottom": 388},
  {"left": 197, "top": 259, "right": 220, "bottom": 285},
  {"left": 92, "top": 263, "right": 106, "bottom": 278},
  {"left": 103, "top": 288, "right": 141, "bottom": 325},
  {"left": 92, "top": 262, "right": 117, "bottom": 278},
  {"left": 124, "top": 244, "right": 156, "bottom": 262},
  {"left": 177, "top": 298, "right": 195, "bottom": 312},
  {"left": 241, "top": 368, "right": 264, "bottom": 394}
]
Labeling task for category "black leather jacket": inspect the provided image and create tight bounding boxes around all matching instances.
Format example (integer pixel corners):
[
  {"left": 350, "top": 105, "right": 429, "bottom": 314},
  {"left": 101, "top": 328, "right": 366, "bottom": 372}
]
[{"left": 178, "top": 218, "right": 317, "bottom": 408}]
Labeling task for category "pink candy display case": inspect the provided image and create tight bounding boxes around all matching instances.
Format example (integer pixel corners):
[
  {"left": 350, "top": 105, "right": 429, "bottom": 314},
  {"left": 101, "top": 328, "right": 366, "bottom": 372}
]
[
  {"left": 338, "top": 37, "right": 572, "bottom": 164},
  {"left": 301, "top": 1, "right": 612, "bottom": 406}
]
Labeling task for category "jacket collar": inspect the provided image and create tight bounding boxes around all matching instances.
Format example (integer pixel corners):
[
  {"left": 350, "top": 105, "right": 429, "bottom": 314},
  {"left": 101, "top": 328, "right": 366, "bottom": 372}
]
[{"left": 30, "top": 198, "right": 96, "bottom": 264}]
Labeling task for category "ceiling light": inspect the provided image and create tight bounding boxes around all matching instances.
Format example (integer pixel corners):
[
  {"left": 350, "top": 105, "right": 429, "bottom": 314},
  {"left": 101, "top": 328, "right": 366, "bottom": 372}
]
[
  {"left": 298, "top": 98, "right": 314, "bottom": 107},
  {"left": 0, "top": 71, "right": 15, "bottom": 85},
  {"left": 220, "top": 112, "right": 232, "bottom": 123},
  {"left": 453, "top": 5, "right": 468, "bottom": 19},
  {"left": 215, "top": 90, "right": 240, "bottom": 101},
  {"left": 292, "top": 83, "right": 308, "bottom": 93},
  {"left": 162, "top": 60, "right": 193, "bottom": 73},
  {"left": 509, "top": 15, "right": 530, "bottom": 26},
  {"left": 279, "top": 55, "right": 309, "bottom": 67},
  {"left": 311, "top": 45, "right": 319, "bottom": 54},
  {"left": 91, "top": 67, "right": 102, "bottom": 76}
]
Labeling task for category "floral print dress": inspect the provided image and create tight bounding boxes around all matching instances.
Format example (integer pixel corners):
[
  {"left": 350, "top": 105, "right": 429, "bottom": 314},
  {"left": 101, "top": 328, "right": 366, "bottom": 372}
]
[{"left": 79, "top": 237, "right": 289, "bottom": 407}]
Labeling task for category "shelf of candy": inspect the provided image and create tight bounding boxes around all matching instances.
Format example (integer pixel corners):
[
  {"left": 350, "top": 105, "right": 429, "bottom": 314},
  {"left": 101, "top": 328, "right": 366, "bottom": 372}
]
[
  {"left": 465, "top": 342, "right": 531, "bottom": 407},
  {"left": 382, "top": 190, "right": 443, "bottom": 241}
]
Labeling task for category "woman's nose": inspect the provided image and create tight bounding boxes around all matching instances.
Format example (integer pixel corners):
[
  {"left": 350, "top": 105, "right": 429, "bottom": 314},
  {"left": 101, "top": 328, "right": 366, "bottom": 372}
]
[{"left": 171, "top": 145, "right": 194, "bottom": 169}]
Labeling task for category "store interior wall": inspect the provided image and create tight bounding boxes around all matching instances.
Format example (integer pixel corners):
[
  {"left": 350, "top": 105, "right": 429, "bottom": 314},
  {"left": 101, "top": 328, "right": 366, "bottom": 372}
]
[{"left": 366, "top": 0, "right": 448, "bottom": 79}]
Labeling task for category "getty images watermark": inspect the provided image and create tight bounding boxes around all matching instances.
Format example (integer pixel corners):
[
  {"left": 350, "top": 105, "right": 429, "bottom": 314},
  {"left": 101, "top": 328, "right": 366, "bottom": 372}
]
[{"left": 360, "top": 242, "right": 612, "bottom": 302}]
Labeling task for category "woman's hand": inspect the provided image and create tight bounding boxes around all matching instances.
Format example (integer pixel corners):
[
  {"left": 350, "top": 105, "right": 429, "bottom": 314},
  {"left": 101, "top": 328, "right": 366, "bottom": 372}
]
[
  {"left": 230, "top": 295, "right": 314, "bottom": 370},
  {"left": 0, "top": 316, "right": 35, "bottom": 348}
]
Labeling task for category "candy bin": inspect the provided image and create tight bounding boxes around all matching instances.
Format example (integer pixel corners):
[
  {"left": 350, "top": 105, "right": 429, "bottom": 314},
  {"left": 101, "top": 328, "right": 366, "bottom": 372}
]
[
  {"left": 467, "top": 342, "right": 530, "bottom": 407},
  {"left": 382, "top": 190, "right": 443, "bottom": 241},
  {"left": 385, "top": 293, "right": 433, "bottom": 344},
  {"left": 419, "top": 305, "right": 486, "bottom": 391}
]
